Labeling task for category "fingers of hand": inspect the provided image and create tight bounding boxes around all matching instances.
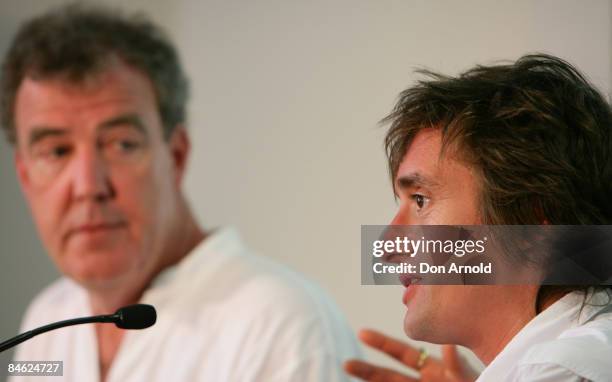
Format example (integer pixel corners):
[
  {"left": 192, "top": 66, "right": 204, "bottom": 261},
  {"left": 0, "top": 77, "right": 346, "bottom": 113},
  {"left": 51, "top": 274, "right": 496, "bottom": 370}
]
[
  {"left": 344, "top": 359, "right": 419, "bottom": 382},
  {"left": 358, "top": 329, "right": 422, "bottom": 367},
  {"left": 441, "top": 344, "right": 480, "bottom": 381}
]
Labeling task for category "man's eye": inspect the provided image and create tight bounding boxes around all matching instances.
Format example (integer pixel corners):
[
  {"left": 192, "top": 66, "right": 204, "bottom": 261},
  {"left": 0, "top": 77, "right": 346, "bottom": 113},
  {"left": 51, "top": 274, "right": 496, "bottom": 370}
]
[
  {"left": 34, "top": 144, "right": 72, "bottom": 159},
  {"left": 106, "top": 139, "right": 141, "bottom": 153},
  {"left": 101, "top": 137, "right": 146, "bottom": 162},
  {"left": 411, "top": 194, "right": 428, "bottom": 210},
  {"left": 51, "top": 145, "right": 71, "bottom": 157},
  {"left": 116, "top": 140, "right": 139, "bottom": 151}
]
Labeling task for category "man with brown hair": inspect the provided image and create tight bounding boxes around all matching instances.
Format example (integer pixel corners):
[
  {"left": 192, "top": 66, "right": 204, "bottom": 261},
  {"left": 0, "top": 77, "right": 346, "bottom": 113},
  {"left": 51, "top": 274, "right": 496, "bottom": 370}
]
[
  {"left": 1, "top": 4, "right": 359, "bottom": 381},
  {"left": 346, "top": 55, "right": 612, "bottom": 381}
]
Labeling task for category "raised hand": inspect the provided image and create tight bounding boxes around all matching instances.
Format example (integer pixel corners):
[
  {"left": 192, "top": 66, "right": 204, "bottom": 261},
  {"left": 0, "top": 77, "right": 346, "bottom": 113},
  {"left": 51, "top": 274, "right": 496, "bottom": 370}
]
[{"left": 344, "top": 329, "right": 478, "bottom": 382}]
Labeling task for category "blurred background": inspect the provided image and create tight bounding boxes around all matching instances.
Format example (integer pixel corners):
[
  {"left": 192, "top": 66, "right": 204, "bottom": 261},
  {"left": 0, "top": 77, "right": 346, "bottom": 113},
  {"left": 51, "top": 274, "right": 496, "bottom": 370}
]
[{"left": 1, "top": 0, "right": 610, "bottom": 379}]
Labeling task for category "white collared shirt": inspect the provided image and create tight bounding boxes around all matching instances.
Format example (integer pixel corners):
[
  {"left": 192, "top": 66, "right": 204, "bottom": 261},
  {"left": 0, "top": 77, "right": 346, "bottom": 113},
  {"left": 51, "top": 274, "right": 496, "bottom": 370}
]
[
  {"left": 478, "top": 289, "right": 612, "bottom": 382},
  {"left": 10, "top": 228, "right": 361, "bottom": 381}
]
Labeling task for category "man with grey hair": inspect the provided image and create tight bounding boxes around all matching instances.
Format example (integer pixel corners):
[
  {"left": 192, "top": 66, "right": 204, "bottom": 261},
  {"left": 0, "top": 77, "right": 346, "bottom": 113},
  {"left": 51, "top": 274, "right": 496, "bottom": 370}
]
[{"left": 1, "top": 4, "right": 359, "bottom": 381}]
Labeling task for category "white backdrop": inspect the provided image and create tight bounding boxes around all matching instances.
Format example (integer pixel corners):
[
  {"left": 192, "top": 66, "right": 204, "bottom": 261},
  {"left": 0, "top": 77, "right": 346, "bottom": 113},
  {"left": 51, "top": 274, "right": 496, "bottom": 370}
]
[{"left": 1, "top": 0, "right": 610, "bottom": 377}]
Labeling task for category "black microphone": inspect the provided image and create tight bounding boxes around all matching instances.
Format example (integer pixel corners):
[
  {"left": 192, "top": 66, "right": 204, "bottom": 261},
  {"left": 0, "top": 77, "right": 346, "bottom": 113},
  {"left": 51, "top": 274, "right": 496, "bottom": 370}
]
[
  {"left": 113, "top": 304, "right": 157, "bottom": 329},
  {"left": 0, "top": 304, "right": 156, "bottom": 353}
]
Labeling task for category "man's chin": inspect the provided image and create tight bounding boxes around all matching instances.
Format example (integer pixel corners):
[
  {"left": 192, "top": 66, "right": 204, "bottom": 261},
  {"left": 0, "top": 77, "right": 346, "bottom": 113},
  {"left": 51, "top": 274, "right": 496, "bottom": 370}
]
[
  {"left": 71, "top": 268, "right": 132, "bottom": 290},
  {"left": 404, "top": 311, "right": 452, "bottom": 345},
  {"left": 403, "top": 313, "right": 421, "bottom": 339},
  {"left": 403, "top": 309, "right": 433, "bottom": 342},
  {"left": 60, "top": 256, "right": 136, "bottom": 291}
]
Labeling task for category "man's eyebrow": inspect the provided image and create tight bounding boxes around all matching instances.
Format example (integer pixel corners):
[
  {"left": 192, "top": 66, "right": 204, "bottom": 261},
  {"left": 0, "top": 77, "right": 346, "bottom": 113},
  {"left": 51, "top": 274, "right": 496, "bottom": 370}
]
[
  {"left": 28, "top": 128, "right": 68, "bottom": 147},
  {"left": 98, "top": 114, "right": 147, "bottom": 135},
  {"left": 395, "top": 172, "right": 439, "bottom": 191},
  {"left": 26, "top": 114, "right": 147, "bottom": 148}
]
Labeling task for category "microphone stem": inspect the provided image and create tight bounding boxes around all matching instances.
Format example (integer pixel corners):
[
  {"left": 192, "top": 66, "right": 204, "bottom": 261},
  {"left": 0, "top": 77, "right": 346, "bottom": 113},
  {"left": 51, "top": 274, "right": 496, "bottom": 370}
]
[{"left": 0, "top": 314, "right": 116, "bottom": 353}]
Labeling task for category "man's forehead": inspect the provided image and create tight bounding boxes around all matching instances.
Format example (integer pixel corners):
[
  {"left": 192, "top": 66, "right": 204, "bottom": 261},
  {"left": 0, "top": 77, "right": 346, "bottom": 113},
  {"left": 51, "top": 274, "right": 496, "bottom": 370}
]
[
  {"left": 396, "top": 129, "right": 443, "bottom": 180},
  {"left": 16, "top": 74, "right": 132, "bottom": 114},
  {"left": 15, "top": 61, "right": 156, "bottom": 119},
  {"left": 395, "top": 129, "right": 474, "bottom": 188},
  {"left": 13, "top": 61, "right": 160, "bottom": 148},
  {"left": 20, "top": 58, "right": 150, "bottom": 96}
]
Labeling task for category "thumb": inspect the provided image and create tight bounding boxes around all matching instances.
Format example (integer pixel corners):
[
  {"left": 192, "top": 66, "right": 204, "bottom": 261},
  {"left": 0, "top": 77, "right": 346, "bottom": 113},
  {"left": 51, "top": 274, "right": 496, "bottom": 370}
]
[{"left": 442, "top": 344, "right": 462, "bottom": 372}]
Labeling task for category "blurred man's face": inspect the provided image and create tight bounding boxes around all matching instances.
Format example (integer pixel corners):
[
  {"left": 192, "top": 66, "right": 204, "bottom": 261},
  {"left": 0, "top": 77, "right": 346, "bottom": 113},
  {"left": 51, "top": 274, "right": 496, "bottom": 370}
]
[
  {"left": 14, "top": 59, "right": 186, "bottom": 290},
  {"left": 391, "top": 129, "right": 489, "bottom": 344}
]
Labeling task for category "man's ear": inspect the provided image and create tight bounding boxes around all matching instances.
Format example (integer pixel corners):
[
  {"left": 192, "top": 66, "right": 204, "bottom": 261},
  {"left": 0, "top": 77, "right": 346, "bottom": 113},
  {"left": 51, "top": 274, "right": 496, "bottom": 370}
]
[
  {"left": 14, "top": 149, "right": 32, "bottom": 197},
  {"left": 167, "top": 125, "right": 190, "bottom": 185}
]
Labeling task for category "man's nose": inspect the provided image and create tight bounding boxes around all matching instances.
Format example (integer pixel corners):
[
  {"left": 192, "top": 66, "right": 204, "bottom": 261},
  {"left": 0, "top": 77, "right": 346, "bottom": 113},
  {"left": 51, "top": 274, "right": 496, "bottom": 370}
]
[
  {"left": 390, "top": 204, "right": 411, "bottom": 225},
  {"left": 71, "top": 147, "right": 114, "bottom": 201}
]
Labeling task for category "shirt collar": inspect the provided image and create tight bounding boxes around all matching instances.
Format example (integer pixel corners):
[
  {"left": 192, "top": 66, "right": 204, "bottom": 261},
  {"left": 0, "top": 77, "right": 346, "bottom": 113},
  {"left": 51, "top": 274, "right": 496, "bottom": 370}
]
[{"left": 478, "top": 288, "right": 612, "bottom": 381}]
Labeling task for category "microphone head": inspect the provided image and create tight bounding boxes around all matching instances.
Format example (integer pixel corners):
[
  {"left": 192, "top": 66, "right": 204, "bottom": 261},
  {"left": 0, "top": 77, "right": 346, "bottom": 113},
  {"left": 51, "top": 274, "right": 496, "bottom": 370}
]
[{"left": 114, "top": 304, "right": 156, "bottom": 330}]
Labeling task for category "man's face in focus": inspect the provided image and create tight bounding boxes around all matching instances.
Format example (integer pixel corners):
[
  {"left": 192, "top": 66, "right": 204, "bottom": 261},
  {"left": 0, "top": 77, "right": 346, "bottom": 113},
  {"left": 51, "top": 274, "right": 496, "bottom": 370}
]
[
  {"left": 391, "top": 128, "right": 489, "bottom": 344},
  {"left": 13, "top": 59, "right": 187, "bottom": 290}
]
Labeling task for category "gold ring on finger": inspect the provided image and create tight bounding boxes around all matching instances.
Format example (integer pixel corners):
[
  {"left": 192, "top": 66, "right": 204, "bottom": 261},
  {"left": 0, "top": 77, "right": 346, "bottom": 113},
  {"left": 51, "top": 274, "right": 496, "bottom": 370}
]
[{"left": 416, "top": 347, "right": 429, "bottom": 370}]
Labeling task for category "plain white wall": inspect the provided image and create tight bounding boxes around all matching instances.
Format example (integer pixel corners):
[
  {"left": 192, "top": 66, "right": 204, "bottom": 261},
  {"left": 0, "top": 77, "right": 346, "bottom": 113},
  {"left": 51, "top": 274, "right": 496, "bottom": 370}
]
[{"left": 1, "top": 0, "right": 610, "bottom": 377}]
